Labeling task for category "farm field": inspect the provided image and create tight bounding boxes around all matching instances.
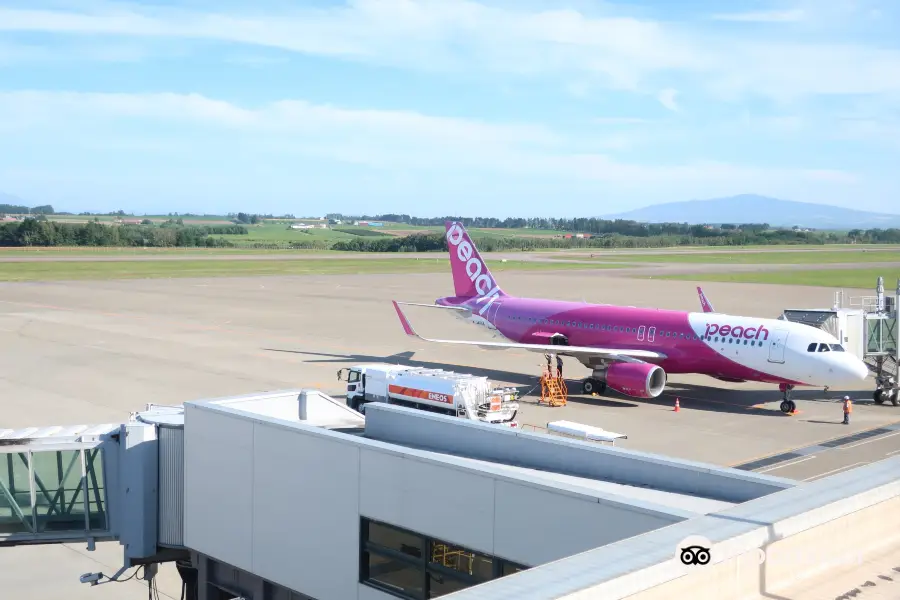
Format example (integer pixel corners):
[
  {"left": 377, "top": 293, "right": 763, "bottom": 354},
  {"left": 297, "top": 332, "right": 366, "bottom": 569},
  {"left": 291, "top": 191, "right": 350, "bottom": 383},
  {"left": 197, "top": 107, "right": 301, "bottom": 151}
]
[
  {"left": 657, "top": 267, "right": 899, "bottom": 288},
  {"left": 0, "top": 256, "right": 627, "bottom": 281},
  {"left": 576, "top": 249, "right": 900, "bottom": 264}
]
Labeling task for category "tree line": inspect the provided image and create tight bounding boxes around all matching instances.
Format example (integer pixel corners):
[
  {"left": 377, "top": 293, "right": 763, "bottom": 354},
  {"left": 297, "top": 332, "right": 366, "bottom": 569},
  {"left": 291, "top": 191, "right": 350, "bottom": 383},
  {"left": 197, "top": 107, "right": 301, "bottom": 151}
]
[
  {"left": 5, "top": 215, "right": 900, "bottom": 250},
  {"left": 0, "top": 203, "right": 55, "bottom": 215},
  {"left": 0, "top": 219, "right": 247, "bottom": 247},
  {"left": 332, "top": 227, "right": 900, "bottom": 252},
  {"left": 325, "top": 213, "right": 775, "bottom": 238}
]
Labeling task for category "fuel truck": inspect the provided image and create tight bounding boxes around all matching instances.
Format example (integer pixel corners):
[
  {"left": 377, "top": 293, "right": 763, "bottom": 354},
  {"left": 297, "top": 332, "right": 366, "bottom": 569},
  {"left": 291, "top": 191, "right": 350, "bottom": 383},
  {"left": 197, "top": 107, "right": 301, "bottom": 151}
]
[{"left": 337, "top": 363, "right": 519, "bottom": 426}]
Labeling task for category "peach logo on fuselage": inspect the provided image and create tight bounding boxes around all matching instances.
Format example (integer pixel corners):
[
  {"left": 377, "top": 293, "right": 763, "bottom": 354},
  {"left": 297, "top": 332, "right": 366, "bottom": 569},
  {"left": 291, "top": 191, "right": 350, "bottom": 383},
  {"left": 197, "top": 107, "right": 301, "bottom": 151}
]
[{"left": 704, "top": 323, "right": 769, "bottom": 340}]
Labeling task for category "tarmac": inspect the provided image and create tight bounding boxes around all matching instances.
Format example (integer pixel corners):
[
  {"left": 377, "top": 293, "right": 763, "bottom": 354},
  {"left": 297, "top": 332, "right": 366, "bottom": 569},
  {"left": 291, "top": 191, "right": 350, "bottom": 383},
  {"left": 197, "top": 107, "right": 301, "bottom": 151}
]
[{"left": 2, "top": 268, "right": 900, "bottom": 599}]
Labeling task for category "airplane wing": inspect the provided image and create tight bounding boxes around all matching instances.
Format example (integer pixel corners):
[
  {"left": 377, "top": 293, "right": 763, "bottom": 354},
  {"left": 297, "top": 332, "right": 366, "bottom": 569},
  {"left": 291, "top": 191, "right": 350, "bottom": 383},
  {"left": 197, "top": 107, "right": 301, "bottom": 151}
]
[
  {"left": 697, "top": 287, "right": 716, "bottom": 313},
  {"left": 391, "top": 301, "right": 666, "bottom": 363}
]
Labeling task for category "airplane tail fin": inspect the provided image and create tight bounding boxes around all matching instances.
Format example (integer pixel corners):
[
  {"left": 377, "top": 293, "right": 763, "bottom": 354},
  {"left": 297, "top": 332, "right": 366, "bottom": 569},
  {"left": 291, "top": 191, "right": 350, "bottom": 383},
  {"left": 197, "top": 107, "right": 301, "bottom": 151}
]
[
  {"left": 444, "top": 221, "right": 506, "bottom": 299},
  {"left": 697, "top": 287, "right": 715, "bottom": 313}
]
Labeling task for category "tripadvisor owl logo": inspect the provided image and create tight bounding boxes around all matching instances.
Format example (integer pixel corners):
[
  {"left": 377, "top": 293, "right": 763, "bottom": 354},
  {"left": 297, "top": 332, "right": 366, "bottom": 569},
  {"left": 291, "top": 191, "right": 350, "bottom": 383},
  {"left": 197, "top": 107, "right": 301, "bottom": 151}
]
[{"left": 676, "top": 535, "right": 712, "bottom": 567}]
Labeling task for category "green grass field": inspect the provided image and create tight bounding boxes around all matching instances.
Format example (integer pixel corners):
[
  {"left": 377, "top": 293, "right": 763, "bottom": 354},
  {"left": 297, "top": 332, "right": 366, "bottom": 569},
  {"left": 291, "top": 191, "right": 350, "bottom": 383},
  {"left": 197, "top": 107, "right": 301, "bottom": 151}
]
[
  {"left": 657, "top": 268, "right": 895, "bottom": 288},
  {"left": 0, "top": 246, "right": 337, "bottom": 257},
  {"left": 0, "top": 257, "right": 627, "bottom": 281},
  {"left": 576, "top": 249, "right": 900, "bottom": 264}
]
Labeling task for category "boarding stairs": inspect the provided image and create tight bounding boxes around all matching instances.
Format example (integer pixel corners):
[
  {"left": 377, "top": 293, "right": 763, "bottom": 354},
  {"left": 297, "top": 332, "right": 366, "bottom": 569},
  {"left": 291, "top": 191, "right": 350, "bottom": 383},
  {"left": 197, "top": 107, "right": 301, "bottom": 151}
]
[{"left": 539, "top": 372, "right": 567, "bottom": 407}]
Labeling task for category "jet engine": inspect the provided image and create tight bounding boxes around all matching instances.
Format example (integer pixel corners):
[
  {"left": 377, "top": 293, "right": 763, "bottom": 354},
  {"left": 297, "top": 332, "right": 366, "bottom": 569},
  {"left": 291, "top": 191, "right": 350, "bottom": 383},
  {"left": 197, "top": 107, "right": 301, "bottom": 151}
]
[{"left": 606, "top": 362, "right": 667, "bottom": 398}]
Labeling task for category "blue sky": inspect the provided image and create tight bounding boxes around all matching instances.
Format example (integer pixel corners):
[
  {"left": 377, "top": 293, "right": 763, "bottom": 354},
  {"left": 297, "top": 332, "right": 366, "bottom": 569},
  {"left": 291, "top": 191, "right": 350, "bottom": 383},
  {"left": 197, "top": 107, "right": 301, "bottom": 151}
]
[{"left": 0, "top": 0, "right": 898, "bottom": 217}]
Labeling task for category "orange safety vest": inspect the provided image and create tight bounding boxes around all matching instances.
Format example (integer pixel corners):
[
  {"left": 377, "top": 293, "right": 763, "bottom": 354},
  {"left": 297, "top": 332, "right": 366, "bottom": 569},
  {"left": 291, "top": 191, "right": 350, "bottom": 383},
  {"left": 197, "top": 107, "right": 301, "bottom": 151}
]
[{"left": 843, "top": 399, "right": 853, "bottom": 413}]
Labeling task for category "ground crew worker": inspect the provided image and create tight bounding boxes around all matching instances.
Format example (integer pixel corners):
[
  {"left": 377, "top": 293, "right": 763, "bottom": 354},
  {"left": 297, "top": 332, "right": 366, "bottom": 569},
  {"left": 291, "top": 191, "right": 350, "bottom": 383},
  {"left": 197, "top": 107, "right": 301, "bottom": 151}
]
[
  {"left": 544, "top": 354, "right": 552, "bottom": 378},
  {"left": 556, "top": 355, "right": 563, "bottom": 380},
  {"left": 842, "top": 395, "right": 852, "bottom": 425}
]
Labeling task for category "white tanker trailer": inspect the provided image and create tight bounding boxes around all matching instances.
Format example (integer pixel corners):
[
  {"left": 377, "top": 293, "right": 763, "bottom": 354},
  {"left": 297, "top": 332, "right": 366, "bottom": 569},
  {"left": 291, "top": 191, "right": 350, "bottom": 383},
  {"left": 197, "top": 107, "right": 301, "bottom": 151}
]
[{"left": 338, "top": 363, "right": 519, "bottom": 426}]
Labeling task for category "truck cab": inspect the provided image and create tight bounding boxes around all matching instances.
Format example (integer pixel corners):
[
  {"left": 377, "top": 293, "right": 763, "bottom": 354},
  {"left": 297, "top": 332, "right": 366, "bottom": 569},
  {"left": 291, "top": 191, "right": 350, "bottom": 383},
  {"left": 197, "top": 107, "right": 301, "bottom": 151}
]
[{"left": 338, "top": 365, "right": 406, "bottom": 412}]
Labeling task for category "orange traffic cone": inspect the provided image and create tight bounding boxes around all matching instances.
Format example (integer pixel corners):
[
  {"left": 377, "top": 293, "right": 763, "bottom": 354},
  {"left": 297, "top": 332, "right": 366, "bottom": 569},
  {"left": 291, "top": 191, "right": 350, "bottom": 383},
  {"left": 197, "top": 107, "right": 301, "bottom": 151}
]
[{"left": 674, "top": 398, "right": 680, "bottom": 412}]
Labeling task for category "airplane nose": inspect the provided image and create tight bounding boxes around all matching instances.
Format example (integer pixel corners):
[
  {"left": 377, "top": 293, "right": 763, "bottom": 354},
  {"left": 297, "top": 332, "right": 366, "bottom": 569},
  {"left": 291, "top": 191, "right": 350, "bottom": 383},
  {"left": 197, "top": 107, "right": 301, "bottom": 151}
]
[
  {"left": 839, "top": 358, "right": 869, "bottom": 385},
  {"left": 850, "top": 359, "right": 869, "bottom": 382}
]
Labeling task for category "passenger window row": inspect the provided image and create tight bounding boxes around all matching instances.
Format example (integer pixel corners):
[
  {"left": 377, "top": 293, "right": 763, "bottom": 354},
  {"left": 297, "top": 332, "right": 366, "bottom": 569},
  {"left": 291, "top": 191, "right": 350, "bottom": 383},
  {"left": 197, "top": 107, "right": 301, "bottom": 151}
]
[
  {"left": 509, "top": 315, "right": 702, "bottom": 341},
  {"left": 704, "top": 336, "right": 764, "bottom": 347}
]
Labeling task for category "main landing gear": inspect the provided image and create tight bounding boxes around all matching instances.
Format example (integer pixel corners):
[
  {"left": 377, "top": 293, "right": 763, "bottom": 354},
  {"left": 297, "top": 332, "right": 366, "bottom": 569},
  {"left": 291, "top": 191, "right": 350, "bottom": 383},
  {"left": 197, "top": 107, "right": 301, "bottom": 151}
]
[
  {"left": 779, "top": 384, "right": 796, "bottom": 414},
  {"left": 582, "top": 368, "right": 608, "bottom": 396},
  {"left": 582, "top": 378, "right": 607, "bottom": 395}
]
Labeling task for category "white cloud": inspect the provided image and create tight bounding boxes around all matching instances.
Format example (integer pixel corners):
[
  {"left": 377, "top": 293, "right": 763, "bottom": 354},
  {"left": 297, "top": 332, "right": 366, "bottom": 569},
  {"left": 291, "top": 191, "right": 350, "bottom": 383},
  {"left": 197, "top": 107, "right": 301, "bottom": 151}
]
[
  {"left": 0, "top": 2, "right": 707, "bottom": 87},
  {"left": 0, "top": 90, "right": 559, "bottom": 146},
  {"left": 0, "top": 90, "right": 857, "bottom": 191},
  {"left": 710, "top": 9, "right": 806, "bottom": 23},
  {"left": 1, "top": 1, "right": 897, "bottom": 103},
  {"left": 657, "top": 88, "right": 679, "bottom": 112}
]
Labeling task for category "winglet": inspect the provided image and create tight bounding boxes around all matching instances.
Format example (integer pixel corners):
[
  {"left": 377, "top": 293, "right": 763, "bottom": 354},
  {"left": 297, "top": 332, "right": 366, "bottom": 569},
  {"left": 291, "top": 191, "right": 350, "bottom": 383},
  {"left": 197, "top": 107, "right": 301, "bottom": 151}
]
[
  {"left": 697, "top": 287, "right": 715, "bottom": 313},
  {"left": 392, "top": 301, "right": 418, "bottom": 337}
]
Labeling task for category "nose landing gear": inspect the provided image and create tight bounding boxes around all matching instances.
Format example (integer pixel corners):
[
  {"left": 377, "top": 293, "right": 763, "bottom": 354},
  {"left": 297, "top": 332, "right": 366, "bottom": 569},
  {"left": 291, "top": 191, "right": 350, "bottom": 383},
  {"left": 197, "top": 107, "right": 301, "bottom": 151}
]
[
  {"left": 779, "top": 384, "right": 796, "bottom": 414},
  {"left": 874, "top": 376, "right": 899, "bottom": 406}
]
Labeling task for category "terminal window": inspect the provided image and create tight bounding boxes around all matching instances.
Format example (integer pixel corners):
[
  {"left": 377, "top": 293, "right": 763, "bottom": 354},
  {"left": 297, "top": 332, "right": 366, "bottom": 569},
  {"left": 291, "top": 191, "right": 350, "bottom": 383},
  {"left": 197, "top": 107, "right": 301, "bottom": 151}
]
[{"left": 359, "top": 517, "right": 528, "bottom": 600}]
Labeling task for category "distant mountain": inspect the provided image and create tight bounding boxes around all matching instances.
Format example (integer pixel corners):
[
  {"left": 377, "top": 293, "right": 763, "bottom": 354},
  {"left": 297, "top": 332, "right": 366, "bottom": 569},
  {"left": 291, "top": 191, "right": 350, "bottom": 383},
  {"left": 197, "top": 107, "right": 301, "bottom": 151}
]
[
  {"left": 0, "top": 192, "right": 26, "bottom": 206},
  {"left": 604, "top": 194, "right": 900, "bottom": 230}
]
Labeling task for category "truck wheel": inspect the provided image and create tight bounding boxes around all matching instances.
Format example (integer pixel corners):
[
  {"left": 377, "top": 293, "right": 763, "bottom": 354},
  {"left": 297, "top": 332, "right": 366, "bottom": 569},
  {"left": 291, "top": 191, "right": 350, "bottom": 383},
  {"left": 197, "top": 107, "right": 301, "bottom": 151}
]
[{"left": 874, "top": 389, "right": 885, "bottom": 405}]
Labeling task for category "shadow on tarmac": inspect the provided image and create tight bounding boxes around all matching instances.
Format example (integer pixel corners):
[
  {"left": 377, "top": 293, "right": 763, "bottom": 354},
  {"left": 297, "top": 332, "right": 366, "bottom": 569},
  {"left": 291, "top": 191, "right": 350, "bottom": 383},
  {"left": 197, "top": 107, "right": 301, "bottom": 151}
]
[{"left": 266, "top": 347, "right": 876, "bottom": 418}]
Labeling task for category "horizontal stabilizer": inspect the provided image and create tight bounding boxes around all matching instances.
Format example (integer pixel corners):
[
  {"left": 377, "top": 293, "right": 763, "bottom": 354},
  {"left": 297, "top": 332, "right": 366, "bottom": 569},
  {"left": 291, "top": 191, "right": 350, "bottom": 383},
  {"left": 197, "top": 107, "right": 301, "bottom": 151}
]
[
  {"left": 391, "top": 301, "right": 666, "bottom": 363},
  {"left": 393, "top": 301, "right": 472, "bottom": 317}
]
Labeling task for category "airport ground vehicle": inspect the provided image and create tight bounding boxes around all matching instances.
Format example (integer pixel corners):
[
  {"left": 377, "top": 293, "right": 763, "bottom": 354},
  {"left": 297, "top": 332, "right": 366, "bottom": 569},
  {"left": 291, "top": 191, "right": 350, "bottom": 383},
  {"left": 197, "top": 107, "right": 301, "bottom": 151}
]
[{"left": 337, "top": 363, "right": 519, "bottom": 426}]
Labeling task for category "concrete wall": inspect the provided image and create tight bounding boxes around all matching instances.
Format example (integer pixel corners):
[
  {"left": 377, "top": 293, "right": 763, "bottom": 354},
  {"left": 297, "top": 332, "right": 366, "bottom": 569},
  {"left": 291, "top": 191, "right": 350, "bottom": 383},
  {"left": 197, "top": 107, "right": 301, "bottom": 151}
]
[
  {"left": 183, "top": 401, "right": 685, "bottom": 600},
  {"left": 604, "top": 494, "right": 900, "bottom": 600},
  {"left": 443, "top": 455, "right": 900, "bottom": 600},
  {"left": 363, "top": 404, "right": 794, "bottom": 503}
]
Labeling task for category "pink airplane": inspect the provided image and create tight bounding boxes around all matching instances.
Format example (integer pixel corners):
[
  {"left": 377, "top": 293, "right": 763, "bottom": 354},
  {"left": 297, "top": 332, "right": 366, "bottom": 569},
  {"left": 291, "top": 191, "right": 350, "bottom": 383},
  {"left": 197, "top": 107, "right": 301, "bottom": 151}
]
[{"left": 392, "top": 221, "right": 869, "bottom": 414}]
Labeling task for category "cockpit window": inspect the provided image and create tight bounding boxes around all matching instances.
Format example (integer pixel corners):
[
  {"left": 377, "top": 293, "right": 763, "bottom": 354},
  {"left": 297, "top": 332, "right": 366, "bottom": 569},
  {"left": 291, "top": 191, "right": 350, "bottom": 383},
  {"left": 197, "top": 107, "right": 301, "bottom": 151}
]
[
  {"left": 817, "top": 343, "right": 830, "bottom": 352},
  {"left": 829, "top": 344, "right": 845, "bottom": 352},
  {"left": 807, "top": 343, "right": 817, "bottom": 352}
]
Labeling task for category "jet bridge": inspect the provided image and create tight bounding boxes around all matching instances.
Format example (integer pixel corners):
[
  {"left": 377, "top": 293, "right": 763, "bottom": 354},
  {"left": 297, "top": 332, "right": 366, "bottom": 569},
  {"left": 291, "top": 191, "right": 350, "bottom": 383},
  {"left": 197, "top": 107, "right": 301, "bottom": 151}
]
[
  {"left": 0, "top": 405, "right": 190, "bottom": 586},
  {"left": 0, "top": 391, "right": 359, "bottom": 595},
  {"left": 781, "top": 276, "right": 900, "bottom": 406},
  {"left": 0, "top": 424, "right": 115, "bottom": 545}
]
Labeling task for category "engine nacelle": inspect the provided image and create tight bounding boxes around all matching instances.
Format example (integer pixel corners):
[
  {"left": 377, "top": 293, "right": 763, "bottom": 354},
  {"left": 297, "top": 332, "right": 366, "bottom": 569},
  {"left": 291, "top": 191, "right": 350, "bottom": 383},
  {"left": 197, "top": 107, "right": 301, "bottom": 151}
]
[{"left": 606, "top": 362, "right": 667, "bottom": 398}]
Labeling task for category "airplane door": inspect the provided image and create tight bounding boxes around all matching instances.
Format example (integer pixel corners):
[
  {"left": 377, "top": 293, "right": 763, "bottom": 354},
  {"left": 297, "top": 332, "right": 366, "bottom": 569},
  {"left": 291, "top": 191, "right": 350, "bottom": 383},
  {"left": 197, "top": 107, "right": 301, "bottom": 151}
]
[
  {"left": 648, "top": 327, "right": 656, "bottom": 342},
  {"left": 485, "top": 298, "right": 503, "bottom": 325},
  {"left": 767, "top": 329, "right": 789, "bottom": 364},
  {"left": 638, "top": 326, "right": 646, "bottom": 341}
]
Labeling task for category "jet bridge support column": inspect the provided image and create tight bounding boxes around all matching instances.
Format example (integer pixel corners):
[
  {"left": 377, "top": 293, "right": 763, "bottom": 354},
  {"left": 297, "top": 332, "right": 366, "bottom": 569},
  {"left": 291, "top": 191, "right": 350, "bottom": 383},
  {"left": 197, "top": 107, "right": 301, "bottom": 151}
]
[{"left": 867, "top": 280, "right": 900, "bottom": 406}]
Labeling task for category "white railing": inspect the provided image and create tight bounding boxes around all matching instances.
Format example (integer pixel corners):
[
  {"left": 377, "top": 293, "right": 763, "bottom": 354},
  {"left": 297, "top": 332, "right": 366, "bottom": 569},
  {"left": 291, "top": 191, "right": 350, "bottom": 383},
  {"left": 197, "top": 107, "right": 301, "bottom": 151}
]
[{"left": 847, "top": 295, "right": 880, "bottom": 312}]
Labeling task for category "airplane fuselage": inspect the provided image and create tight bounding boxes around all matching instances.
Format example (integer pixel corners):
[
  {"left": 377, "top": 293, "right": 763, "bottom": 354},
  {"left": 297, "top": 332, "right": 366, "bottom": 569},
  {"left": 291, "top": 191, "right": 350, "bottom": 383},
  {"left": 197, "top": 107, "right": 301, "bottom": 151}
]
[{"left": 437, "top": 294, "right": 869, "bottom": 389}]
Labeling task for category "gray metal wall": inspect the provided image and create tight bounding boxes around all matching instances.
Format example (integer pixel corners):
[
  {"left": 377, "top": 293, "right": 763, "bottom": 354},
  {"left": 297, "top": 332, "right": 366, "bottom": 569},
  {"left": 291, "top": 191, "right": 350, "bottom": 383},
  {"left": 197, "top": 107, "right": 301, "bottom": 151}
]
[
  {"left": 363, "top": 404, "right": 795, "bottom": 502},
  {"left": 182, "top": 403, "right": 683, "bottom": 600},
  {"left": 158, "top": 424, "right": 185, "bottom": 547}
]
